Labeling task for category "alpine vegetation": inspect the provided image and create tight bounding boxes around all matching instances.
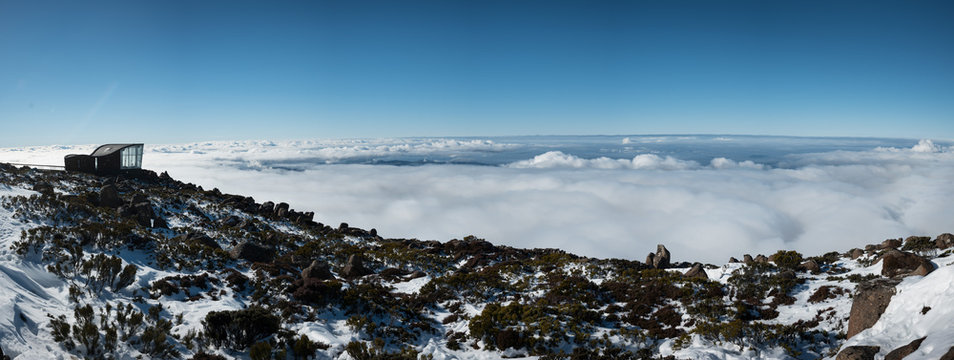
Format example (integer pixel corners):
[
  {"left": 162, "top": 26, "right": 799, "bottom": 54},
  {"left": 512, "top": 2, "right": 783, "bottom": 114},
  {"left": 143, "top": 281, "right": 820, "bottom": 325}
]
[{"left": 1, "top": 161, "right": 953, "bottom": 359}]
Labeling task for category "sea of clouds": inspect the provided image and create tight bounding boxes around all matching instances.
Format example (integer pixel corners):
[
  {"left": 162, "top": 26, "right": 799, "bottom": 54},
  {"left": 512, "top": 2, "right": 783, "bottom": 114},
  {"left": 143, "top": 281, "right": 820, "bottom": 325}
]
[{"left": 1, "top": 136, "right": 952, "bottom": 264}]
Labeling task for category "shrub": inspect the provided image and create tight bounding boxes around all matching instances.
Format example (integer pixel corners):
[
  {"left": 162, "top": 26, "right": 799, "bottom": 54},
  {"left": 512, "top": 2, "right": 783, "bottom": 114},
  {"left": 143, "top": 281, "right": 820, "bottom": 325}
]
[
  {"left": 772, "top": 250, "right": 803, "bottom": 270},
  {"left": 204, "top": 306, "right": 281, "bottom": 350},
  {"left": 249, "top": 341, "right": 272, "bottom": 360}
]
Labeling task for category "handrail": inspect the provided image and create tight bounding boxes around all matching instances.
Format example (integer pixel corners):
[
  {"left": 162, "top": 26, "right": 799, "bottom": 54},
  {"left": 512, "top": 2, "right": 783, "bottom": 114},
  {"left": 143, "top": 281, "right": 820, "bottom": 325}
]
[{"left": 1, "top": 162, "right": 66, "bottom": 169}]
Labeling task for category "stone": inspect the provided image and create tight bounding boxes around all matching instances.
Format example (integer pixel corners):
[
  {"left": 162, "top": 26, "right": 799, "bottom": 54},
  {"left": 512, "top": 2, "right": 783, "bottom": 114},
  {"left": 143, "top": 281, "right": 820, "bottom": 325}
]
[
  {"left": 130, "top": 192, "right": 148, "bottom": 205},
  {"left": 302, "top": 260, "right": 333, "bottom": 280},
  {"left": 119, "top": 201, "right": 167, "bottom": 228},
  {"left": 32, "top": 183, "right": 54, "bottom": 196},
  {"left": 99, "top": 184, "right": 123, "bottom": 208},
  {"left": 341, "top": 254, "right": 371, "bottom": 278},
  {"left": 728, "top": 257, "right": 739, "bottom": 263},
  {"left": 338, "top": 222, "right": 349, "bottom": 230},
  {"left": 936, "top": 233, "right": 954, "bottom": 250},
  {"left": 880, "top": 249, "right": 933, "bottom": 278},
  {"left": 884, "top": 337, "right": 926, "bottom": 360},
  {"left": 799, "top": 259, "right": 821, "bottom": 273},
  {"left": 880, "top": 238, "right": 902, "bottom": 249},
  {"left": 837, "top": 346, "right": 880, "bottom": 360},
  {"left": 653, "top": 244, "right": 671, "bottom": 269},
  {"left": 847, "top": 279, "right": 899, "bottom": 338},
  {"left": 864, "top": 244, "right": 878, "bottom": 252},
  {"left": 229, "top": 241, "right": 275, "bottom": 263},
  {"left": 275, "top": 202, "right": 290, "bottom": 217},
  {"left": 940, "top": 346, "right": 954, "bottom": 360},
  {"left": 645, "top": 253, "right": 655, "bottom": 268},
  {"left": 743, "top": 254, "right": 754, "bottom": 265},
  {"left": 754, "top": 254, "right": 768, "bottom": 264},
  {"left": 849, "top": 248, "right": 864, "bottom": 260},
  {"left": 220, "top": 215, "right": 242, "bottom": 227},
  {"left": 184, "top": 233, "right": 219, "bottom": 250},
  {"left": 259, "top": 201, "right": 275, "bottom": 214},
  {"left": 684, "top": 263, "right": 708, "bottom": 279}
]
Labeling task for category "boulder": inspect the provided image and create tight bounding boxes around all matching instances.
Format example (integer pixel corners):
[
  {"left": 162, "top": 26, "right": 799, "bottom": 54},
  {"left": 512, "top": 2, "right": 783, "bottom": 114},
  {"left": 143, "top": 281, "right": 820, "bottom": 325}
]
[
  {"left": 684, "top": 263, "right": 708, "bottom": 279},
  {"left": 743, "top": 254, "right": 754, "bottom": 265},
  {"left": 884, "top": 337, "right": 926, "bottom": 360},
  {"left": 130, "top": 192, "right": 148, "bottom": 205},
  {"left": 645, "top": 253, "right": 655, "bottom": 268},
  {"left": 338, "top": 222, "right": 349, "bottom": 230},
  {"left": 936, "top": 233, "right": 954, "bottom": 250},
  {"left": 99, "top": 184, "right": 123, "bottom": 208},
  {"left": 341, "top": 254, "right": 371, "bottom": 278},
  {"left": 837, "top": 346, "right": 880, "bottom": 360},
  {"left": 864, "top": 244, "right": 879, "bottom": 252},
  {"left": 32, "top": 183, "right": 54, "bottom": 196},
  {"left": 259, "top": 201, "right": 275, "bottom": 214},
  {"left": 799, "top": 259, "right": 821, "bottom": 273},
  {"left": 229, "top": 241, "right": 275, "bottom": 263},
  {"left": 847, "top": 278, "right": 899, "bottom": 338},
  {"left": 302, "top": 261, "right": 333, "bottom": 280},
  {"left": 118, "top": 201, "right": 168, "bottom": 228},
  {"left": 652, "top": 244, "right": 671, "bottom": 269},
  {"left": 941, "top": 346, "right": 954, "bottom": 360},
  {"left": 220, "top": 215, "right": 242, "bottom": 227},
  {"left": 880, "top": 249, "right": 933, "bottom": 278},
  {"left": 754, "top": 254, "right": 768, "bottom": 264},
  {"left": 849, "top": 248, "right": 865, "bottom": 260},
  {"left": 880, "top": 238, "right": 902, "bottom": 249},
  {"left": 728, "top": 257, "right": 739, "bottom": 263},
  {"left": 275, "top": 202, "right": 290, "bottom": 217},
  {"left": 182, "top": 233, "right": 219, "bottom": 250}
]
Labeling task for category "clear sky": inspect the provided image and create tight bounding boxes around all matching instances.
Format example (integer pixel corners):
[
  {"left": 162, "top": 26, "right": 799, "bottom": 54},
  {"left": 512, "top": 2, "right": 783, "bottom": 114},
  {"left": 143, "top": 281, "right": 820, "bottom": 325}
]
[{"left": 1, "top": 0, "right": 953, "bottom": 146}]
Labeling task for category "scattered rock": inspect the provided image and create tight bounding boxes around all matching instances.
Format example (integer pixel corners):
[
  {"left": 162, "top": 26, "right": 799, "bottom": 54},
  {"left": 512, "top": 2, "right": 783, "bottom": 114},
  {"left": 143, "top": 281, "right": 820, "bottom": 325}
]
[
  {"left": 799, "top": 259, "right": 821, "bottom": 273},
  {"left": 847, "top": 278, "right": 899, "bottom": 338},
  {"left": 275, "top": 202, "right": 290, "bottom": 217},
  {"left": 302, "top": 261, "right": 333, "bottom": 280},
  {"left": 849, "top": 248, "right": 865, "bottom": 260},
  {"left": 743, "top": 254, "right": 754, "bottom": 265},
  {"left": 864, "top": 244, "right": 879, "bottom": 252},
  {"left": 728, "top": 257, "right": 739, "bottom": 263},
  {"left": 884, "top": 337, "right": 926, "bottom": 360},
  {"left": 338, "top": 222, "right": 349, "bottom": 231},
  {"left": 754, "top": 254, "right": 768, "bottom": 264},
  {"left": 684, "top": 263, "right": 708, "bottom": 279},
  {"left": 230, "top": 241, "right": 275, "bottom": 263},
  {"left": 880, "top": 249, "right": 933, "bottom": 278},
  {"left": 837, "top": 346, "right": 880, "bottom": 360},
  {"left": 181, "top": 233, "right": 219, "bottom": 250},
  {"left": 880, "top": 238, "right": 902, "bottom": 249},
  {"left": 99, "top": 184, "right": 123, "bottom": 208},
  {"left": 32, "top": 183, "right": 54, "bottom": 196},
  {"left": 259, "top": 201, "right": 275, "bottom": 214},
  {"left": 936, "top": 233, "right": 954, "bottom": 249},
  {"left": 341, "top": 254, "right": 371, "bottom": 278},
  {"left": 118, "top": 201, "right": 168, "bottom": 228}
]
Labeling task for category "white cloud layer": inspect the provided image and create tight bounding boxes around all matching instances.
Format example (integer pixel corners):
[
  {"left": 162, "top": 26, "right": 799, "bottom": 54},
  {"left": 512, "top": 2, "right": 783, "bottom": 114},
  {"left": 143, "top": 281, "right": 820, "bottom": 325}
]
[{"left": 1, "top": 138, "right": 953, "bottom": 264}]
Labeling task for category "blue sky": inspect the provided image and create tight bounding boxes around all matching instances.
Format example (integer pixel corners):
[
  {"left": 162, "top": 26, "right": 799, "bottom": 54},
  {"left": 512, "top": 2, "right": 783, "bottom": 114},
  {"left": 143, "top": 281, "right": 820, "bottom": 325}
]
[{"left": 1, "top": 0, "right": 953, "bottom": 146}]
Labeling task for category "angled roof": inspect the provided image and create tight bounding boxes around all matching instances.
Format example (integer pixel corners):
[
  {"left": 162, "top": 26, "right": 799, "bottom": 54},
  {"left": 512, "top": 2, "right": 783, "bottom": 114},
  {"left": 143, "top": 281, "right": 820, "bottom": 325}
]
[{"left": 90, "top": 143, "right": 143, "bottom": 157}]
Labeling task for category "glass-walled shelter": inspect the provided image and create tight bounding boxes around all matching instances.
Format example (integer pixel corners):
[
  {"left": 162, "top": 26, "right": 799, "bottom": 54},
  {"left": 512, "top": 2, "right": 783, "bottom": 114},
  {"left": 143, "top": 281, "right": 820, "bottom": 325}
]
[
  {"left": 65, "top": 143, "right": 145, "bottom": 175},
  {"left": 120, "top": 144, "right": 143, "bottom": 169}
]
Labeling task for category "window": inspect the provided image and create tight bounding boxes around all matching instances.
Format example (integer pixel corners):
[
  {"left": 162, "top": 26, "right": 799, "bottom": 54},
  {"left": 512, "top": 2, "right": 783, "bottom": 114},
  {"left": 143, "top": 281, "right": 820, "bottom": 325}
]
[{"left": 120, "top": 145, "right": 143, "bottom": 169}]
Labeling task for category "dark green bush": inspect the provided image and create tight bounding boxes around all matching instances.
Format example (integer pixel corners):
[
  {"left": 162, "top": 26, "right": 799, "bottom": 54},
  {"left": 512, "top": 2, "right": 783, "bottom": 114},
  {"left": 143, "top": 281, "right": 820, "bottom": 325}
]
[{"left": 203, "top": 306, "right": 280, "bottom": 350}]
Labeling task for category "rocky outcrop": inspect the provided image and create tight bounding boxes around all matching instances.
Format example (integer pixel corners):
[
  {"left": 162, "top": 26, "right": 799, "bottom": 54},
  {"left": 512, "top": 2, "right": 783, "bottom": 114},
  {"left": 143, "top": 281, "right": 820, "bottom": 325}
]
[
  {"left": 936, "top": 233, "right": 954, "bottom": 249},
  {"left": 743, "top": 254, "right": 754, "bottom": 265},
  {"left": 846, "top": 278, "right": 899, "bottom": 338},
  {"left": 879, "top": 249, "right": 933, "bottom": 278},
  {"left": 880, "top": 238, "right": 902, "bottom": 249},
  {"left": 230, "top": 241, "right": 275, "bottom": 263},
  {"left": 941, "top": 347, "right": 954, "bottom": 360},
  {"left": 848, "top": 248, "right": 864, "bottom": 260},
  {"left": 275, "top": 202, "right": 290, "bottom": 217},
  {"left": 754, "top": 254, "right": 768, "bottom": 264},
  {"left": 837, "top": 346, "right": 880, "bottom": 360},
  {"left": 884, "top": 337, "right": 926, "bottom": 360},
  {"left": 650, "top": 244, "right": 671, "bottom": 269},
  {"left": 684, "top": 263, "right": 708, "bottom": 279},
  {"left": 341, "top": 254, "right": 371, "bottom": 278},
  {"left": 799, "top": 259, "right": 821, "bottom": 273}
]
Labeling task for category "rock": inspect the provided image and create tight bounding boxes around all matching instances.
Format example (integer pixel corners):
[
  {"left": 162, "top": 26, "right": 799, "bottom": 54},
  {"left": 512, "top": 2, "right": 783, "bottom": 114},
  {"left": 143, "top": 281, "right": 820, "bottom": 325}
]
[
  {"left": 220, "top": 215, "right": 242, "bottom": 227},
  {"left": 684, "top": 263, "right": 708, "bottom": 279},
  {"left": 880, "top": 249, "right": 933, "bottom": 278},
  {"left": 743, "top": 254, "right": 754, "bottom": 265},
  {"left": 99, "top": 184, "right": 123, "bottom": 208},
  {"left": 275, "top": 202, "right": 290, "bottom": 217},
  {"left": 407, "top": 270, "right": 426, "bottom": 279},
  {"left": 229, "top": 241, "right": 275, "bottom": 263},
  {"left": 653, "top": 244, "right": 671, "bottom": 269},
  {"left": 338, "top": 222, "right": 349, "bottom": 230},
  {"left": 880, "top": 238, "right": 902, "bottom": 249},
  {"left": 864, "top": 244, "right": 879, "bottom": 252},
  {"left": 799, "top": 259, "right": 821, "bottom": 273},
  {"left": 118, "top": 201, "right": 167, "bottom": 228},
  {"left": 302, "top": 260, "right": 333, "bottom": 280},
  {"left": 837, "top": 346, "right": 880, "bottom": 360},
  {"left": 259, "top": 201, "right": 275, "bottom": 214},
  {"left": 728, "top": 257, "right": 739, "bottom": 263},
  {"left": 754, "top": 254, "right": 768, "bottom": 264},
  {"left": 884, "top": 337, "right": 926, "bottom": 360},
  {"left": 32, "top": 183, "right": 54, "bottom": 196},
  {"left": 341, "top": 254, "right": 371, "bottom": 278},
  {"left": 130, "top": 192, "right": 148, "bottom": 205},
  {"left": 183, "top": 233, "right": 219, "bottom": 250},
  {"left": 941, "top": 346, "right": 954, "bottom": 360},
  {"left": 847, "top": 278, "right": 899, "bottom": 338},
  {"left": 778, "top": 270, "right": 796, "bottom": 280},
  {"left": 936, "top": 233, "right": 954, "bottom": 250},
  {"left": 645, "top": 253, "right": 655, "bottom": 268},
  {"left": 849, "top": 248, "right": 865, "bottom": 260}
]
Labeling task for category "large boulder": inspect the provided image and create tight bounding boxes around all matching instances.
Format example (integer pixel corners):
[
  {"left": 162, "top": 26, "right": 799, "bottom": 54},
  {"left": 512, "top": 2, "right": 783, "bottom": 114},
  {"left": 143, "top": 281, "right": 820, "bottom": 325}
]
[
  {"left": 230, "top": 241, "right": 275, "bottom": 263},
  {"left": 884, "top": 337, "right": 926, "bottom": 360},
  {"left": 754, "top": 254, "right": 769, "bottom": 264},
  {"left": 118, "top": 201, "right": 168, "bottom": 228},
  {"left": 99, "top": 184, "right": 123, "bottom": 208},
  {"left": 259, "top": 201, "right": 275, "bottom": 214},
  {"left": 275, "top": 202, "right": 290, "bottom": 217},
  {"left": 652, "top": 244, "right": 671, "bottom": 269},
  {"left": 743, "top": 254, "right": 754, "bottom": 265},
  {"left": 683, "top": 263, "right": 708, "bottom": 279},
  {"left": 880, "top": 249, "right": 933, "bottom": 278},
  {"left": 880, "top": 238, "right": 902, "bottom": 249},
  {"left": 799, "top": 259, "right": 821, "bottom": 273},
  {"left": 848, "top": 248, "right": 865, "bottom": 260},
  {"left": 341, "top": 255, "right": 371, "bottom": 278},
  {"left": 837, "top": 346, "right": 880, "bottom": 360},
  {"left": 936, "top": 233, "right": 954, "bottom": 250},
  {"left": 847, "top": 278, "right": 899, "bottom": 338},
  {"left": 302, "top": 260, "right": 333, "bottom": 280}
]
